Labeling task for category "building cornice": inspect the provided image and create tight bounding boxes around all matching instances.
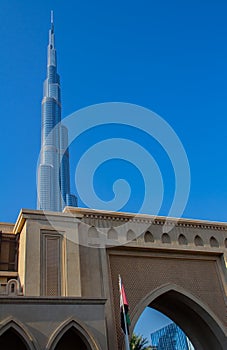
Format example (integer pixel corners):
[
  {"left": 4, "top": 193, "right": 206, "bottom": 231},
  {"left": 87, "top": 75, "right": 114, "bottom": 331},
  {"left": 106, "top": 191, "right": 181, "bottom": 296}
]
[
  {"left": 7, "top": 207, "right": 227, "bottom": 234},
  {"left": 64, "top": 207, "right": 227, "bottom": 231},
  {"left": 0, "top": 296, "right": 106, "bottom": 305},
  {"left": 13, "top": 208, "right": 84, "bottom": 234}
]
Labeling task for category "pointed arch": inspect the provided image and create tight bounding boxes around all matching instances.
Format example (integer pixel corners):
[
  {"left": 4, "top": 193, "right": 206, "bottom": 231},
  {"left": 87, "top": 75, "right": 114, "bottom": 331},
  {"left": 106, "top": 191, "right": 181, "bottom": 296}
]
[
  {"left": 130, "top": 284, "right": 227, "bottom": 350},
  {"left": 47, "top": 317, "right": 100, "bottom": 350},
  {"left": 210, "top": 236, "right": 219, "bottom": 248},
  {"left": 194, "top": 235, "right": 204, "bottom": 246},
  {"left": 178, "top": 234, "right": 187, "bottom": 245},
  {"left": 88, "top": 226, "right": 99, "bottom": 238},
  {"left": 0, "top": 317, "right": 38, "bottom": 350},
  {"left": 161, "top": 233, "right": 171, "bottom": 244},
  {"left": 107, "top": 228, "right": 118, "bottom": 240},
  {"left": 127, "top": 229, "right": 136, "bottom": 242},
  {"left": 144, "top": 231, "right": 154, "bottom": 243}
]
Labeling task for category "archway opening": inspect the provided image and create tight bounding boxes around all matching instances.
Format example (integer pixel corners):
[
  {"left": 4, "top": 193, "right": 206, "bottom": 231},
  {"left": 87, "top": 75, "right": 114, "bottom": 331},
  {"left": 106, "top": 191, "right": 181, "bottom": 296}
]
[
  {"left": 131, "top": 288, "right": 226, "bottom": 350},
  {"left": 54, "top": 326, "right": 91, "bottom": 350},
  {"left": 151, "top": 289, "right": 224, "bottom": 349},
  {"left": 135, "top": 307, "right": 194, "bottom": 349},
  {"left": 0, "top": 327, "right": 29, "bottom": 350}
]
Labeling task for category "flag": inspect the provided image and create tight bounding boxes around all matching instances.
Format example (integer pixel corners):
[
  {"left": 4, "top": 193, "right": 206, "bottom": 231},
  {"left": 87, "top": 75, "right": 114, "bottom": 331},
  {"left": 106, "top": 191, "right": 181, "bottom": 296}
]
[{"left": 119, "top": 278, "right": 131, "bottom": 335}]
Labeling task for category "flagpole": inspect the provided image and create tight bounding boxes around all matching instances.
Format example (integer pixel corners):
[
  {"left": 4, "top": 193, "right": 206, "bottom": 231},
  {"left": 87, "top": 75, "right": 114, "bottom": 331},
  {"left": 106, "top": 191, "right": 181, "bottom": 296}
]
[{"left": 119, "top": 275, "right": 130, "bottom": 350}]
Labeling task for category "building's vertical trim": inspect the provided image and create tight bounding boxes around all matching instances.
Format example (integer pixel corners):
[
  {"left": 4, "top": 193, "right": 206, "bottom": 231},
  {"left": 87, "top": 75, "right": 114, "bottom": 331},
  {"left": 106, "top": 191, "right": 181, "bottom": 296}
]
[{"left": 41, "top": 232, "right": 62, "bottom": 296}]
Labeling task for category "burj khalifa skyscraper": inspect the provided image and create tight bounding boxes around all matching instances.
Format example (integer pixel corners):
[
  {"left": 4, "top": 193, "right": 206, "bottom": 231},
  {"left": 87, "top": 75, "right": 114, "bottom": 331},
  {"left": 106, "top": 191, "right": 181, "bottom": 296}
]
[{"left": 37, "top": 12, "right": 77, "bottom": 211}]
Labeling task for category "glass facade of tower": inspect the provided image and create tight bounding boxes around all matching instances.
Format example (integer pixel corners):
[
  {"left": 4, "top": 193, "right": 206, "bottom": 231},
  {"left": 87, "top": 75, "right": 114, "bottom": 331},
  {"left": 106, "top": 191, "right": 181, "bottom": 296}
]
[
  {"left": 37, "top": 14, "right": 77, "bottom": 211},
  {"left": 151, "top": 323, "right": 194, "bottom": 350}
]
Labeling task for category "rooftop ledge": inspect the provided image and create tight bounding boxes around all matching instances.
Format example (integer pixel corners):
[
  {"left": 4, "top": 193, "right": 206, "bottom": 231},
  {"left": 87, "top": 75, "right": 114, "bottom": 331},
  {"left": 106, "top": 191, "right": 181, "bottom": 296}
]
[{"left": 0, "top": 207, "right": 226, "bottom": 235}]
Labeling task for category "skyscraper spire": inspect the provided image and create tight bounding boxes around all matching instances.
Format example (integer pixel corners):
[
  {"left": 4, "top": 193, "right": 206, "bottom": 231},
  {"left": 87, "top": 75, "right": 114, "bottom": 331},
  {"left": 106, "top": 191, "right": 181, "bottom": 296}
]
[
  {"left": 48, "top": 10, "right": 56, "bottom": 67},
  {"left": 49, "top": 10, "right": 54, "bottom": 43},
  {"left": 37, "top": 12, "right": 77, "bottom": 211},
  {"left": 51, "top": 10, "right": 54, "bottom": 26}
]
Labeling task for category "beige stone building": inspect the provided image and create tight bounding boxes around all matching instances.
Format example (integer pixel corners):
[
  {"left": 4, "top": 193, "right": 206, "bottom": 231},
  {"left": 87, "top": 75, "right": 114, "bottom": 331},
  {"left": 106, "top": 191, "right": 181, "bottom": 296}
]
[{"left": 0, "top": 207, "right": 226, "bottom": 349}]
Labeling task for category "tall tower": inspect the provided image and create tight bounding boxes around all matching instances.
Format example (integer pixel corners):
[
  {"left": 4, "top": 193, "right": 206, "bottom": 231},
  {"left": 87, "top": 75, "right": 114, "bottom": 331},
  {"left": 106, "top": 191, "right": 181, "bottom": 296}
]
[{"left": 37, "top": 12, "right": 77, "bottom": 211}]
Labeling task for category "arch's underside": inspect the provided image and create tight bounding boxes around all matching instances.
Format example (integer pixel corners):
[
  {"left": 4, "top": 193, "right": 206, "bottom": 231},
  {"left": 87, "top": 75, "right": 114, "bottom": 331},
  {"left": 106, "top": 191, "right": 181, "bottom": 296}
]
[{"left": 150, "top": 290, "right": 226, "bottom": 350}]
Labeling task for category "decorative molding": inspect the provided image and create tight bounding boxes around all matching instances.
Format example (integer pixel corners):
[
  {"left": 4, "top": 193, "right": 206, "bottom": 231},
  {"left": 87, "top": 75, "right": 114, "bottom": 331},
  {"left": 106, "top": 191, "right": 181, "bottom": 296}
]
[{"left": 0, "top": 296, "right": 106, "bottom": 304}]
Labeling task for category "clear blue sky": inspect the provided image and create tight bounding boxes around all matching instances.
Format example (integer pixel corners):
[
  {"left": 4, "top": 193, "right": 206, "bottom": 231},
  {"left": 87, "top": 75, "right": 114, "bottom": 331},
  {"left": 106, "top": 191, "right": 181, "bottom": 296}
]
[
  {"left": 135, "top": 307, "right": 173, "bottom": 345},
  {"left": 0, "top": 0, "right": 226, "bottom": 344}
]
